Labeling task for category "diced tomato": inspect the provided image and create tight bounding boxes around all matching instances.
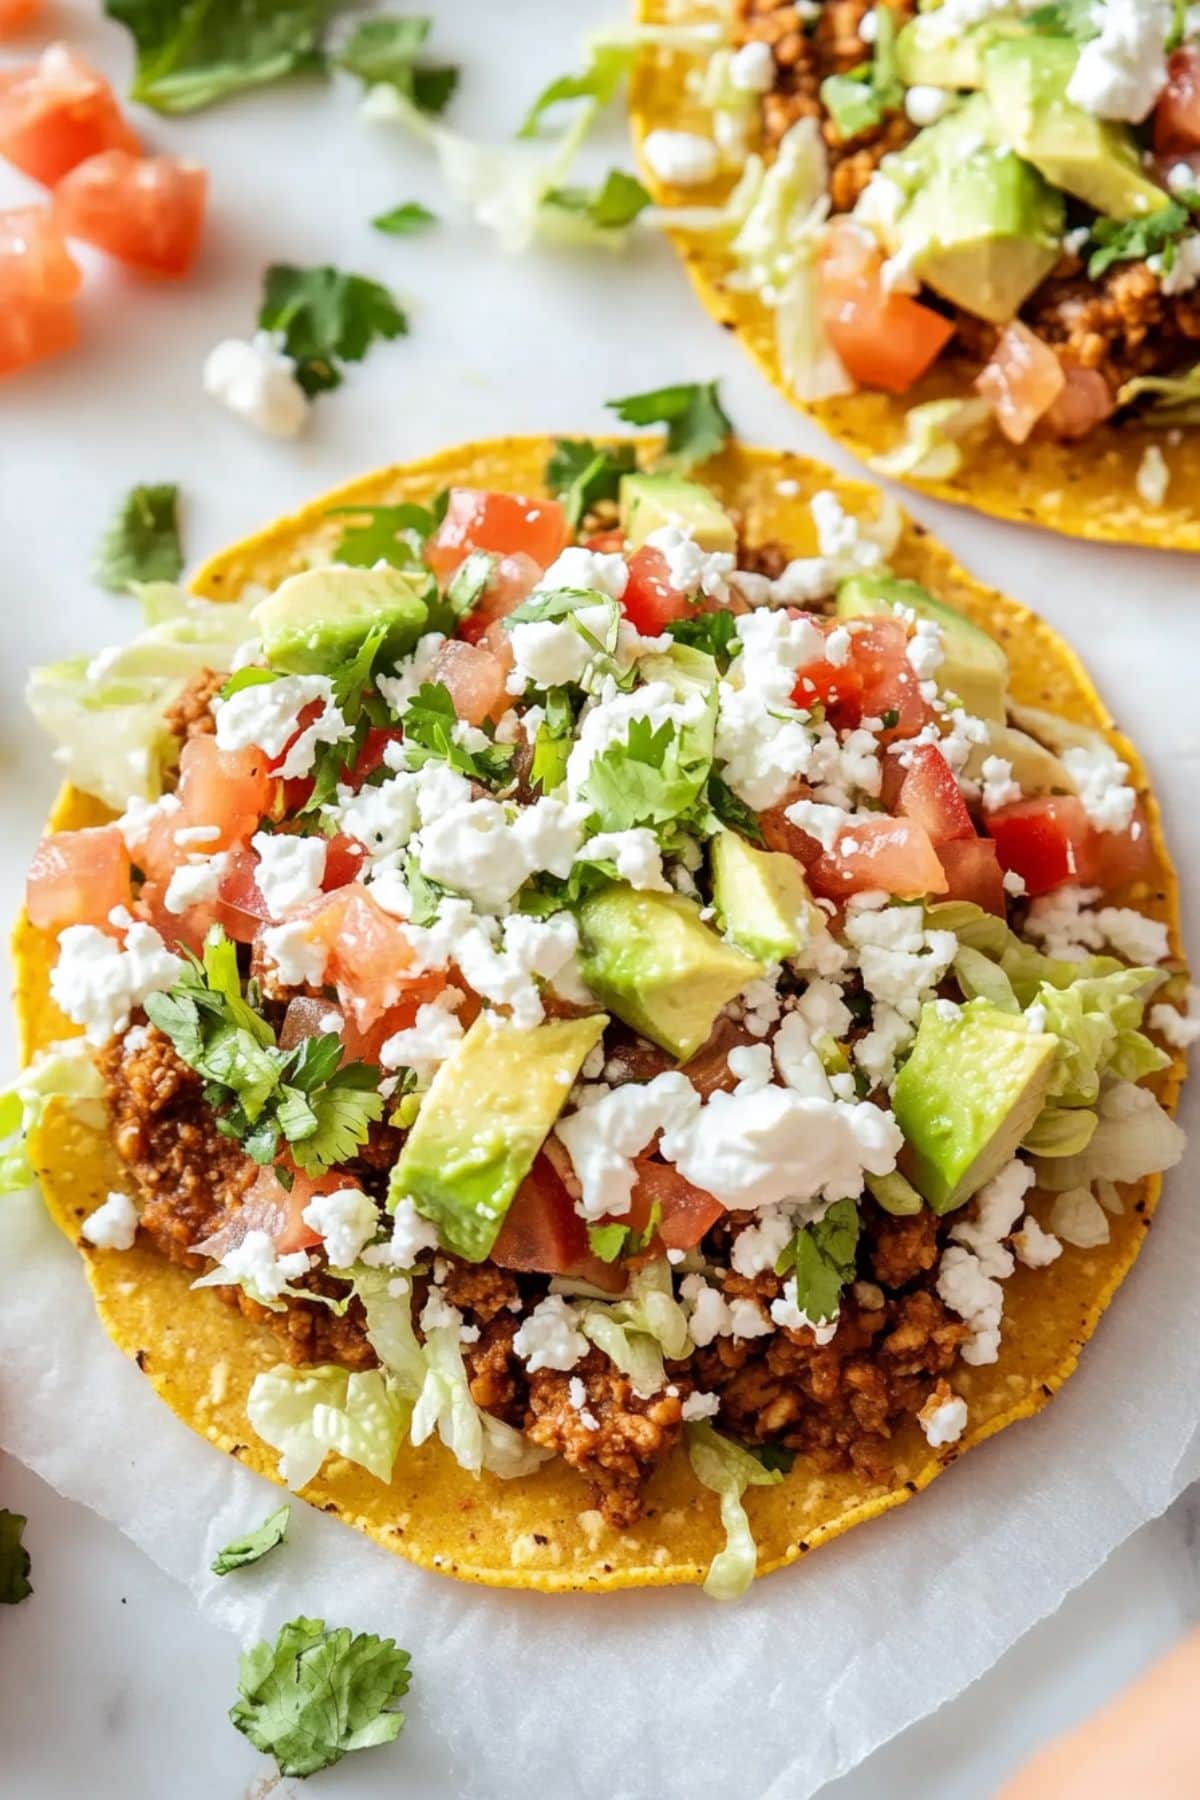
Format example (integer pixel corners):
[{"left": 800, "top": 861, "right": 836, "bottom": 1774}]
[
  {"left": 0, "top": 294, "right": 77, "bottom": 377},
  {"left": 265, "top": 698, "right": 322, "bottom": 774},
  {"left": 212, "top": 843, "right": 271, "bottom": 944},
  {"left": 433, "top": 635, "right": 512, "bottom": 726},
  {"left": 937, "top": 837, "right": 1006, "bottom": 916},
  {"left": 759, "top": 797, "right": 822, "bottom": 866},
  {"left": 1156, "top": 46, "right": 1200, "bottom": 157},
  {"left": 0, "top": 206, "right": 81, "bottom": 299},
  {"left": 135, "top": 877, "right": 219, "bottom": 958},
  {"left": 456, "top": 550, "right": 542, "bottom": 646},
  {"left": 141, "top": 737, "right": 273, "bottom": 883},
  {"left": 278, "top": 989, "right": 443, "bottom": 1065},
  {"left": 819, "top": 219, "right": 955, "bottom": 395},
  {"left": 280, "top": 995, "right": 345, "bottom": 1052},
  {"left": 26, "top": 825, "right": 131, "bottom": 932},
  {"left": 426, "top": 490, "right": 568, "bottom": 584},
  {"left": 884, "top": 744, "right": 975, "bottom": 847},
  {"left": 680, "top": 1017, "right": 758, "bottom": 1097},
  {"left": 1041, "top": 366, "right": 1115, "bottom": 441},
  {"left": 1087, "top": 801, "right": 1156, "bottom": 893},
  {"left": 300, "top": 882, "right": 427, "bottom": 1027},
  {"left": 627, "top": 1156, "right": 724, "bottom": 1253},
  {"left": 0, "top": 0, "right": 40, "bottom": 35},
  {"left": 791, "top": 655, "right": 864, "bottom": 725},
  {"left": 492, "top": 1153, "right": 624, "bottom": 1291},
  {"left": 809, "top": 816, "right": 950, "bottom": 901},
  {"left": 54, "top": 150, "right": 206, "bottom": 276},
  {"left": 976, "top": 322, "right": 1065, "bottom": 445},
  {"left": 0, "top": 45, "right": 139, "bottom": 187},
  {"left": 849, "top": 618, "right": 935, "bottom": 742},
  {"left": 584, "top": 528, "right": 625, "bottom": 553},
  {"left": 986, "top": 796, "right": 1090, "bottom": 897},
  {"left": 193, "top": 1164, "right": 364, "bottom": 1260},
  {"left": 322, "top": 833, "right": 367, "bottom": 891},
  {"left": 620, "top": 545, "right": 692, "bottom": 634},
  {"left": 346, "top": 725, "right": 402, "bottom": 790}
]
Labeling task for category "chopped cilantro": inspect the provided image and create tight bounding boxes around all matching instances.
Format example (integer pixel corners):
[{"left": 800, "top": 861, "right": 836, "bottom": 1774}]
[
  {"left": 445, "top": 551, "right": 496, "bottom": 620},
  {"left": 1026, "top": 0, "right": 1100, "bottom": 39},
  {"left": 1088, "top": 202, "right": 1192, "bottom": 279},
  {"left": 336, "top": 16, "right": 457, "bottom": 114},
  {"left": 775, "top": 1198, "right": 860, "bottom": 1325},
  {"left": 581, "top": 709, "right": 714, "bottom": 834},
  {"left": 0, "top": 1510, "right": 32, "bottom": 1605},
  {"left": 399, "top": 681, "right": 516, "bottom": 788},
  {"left": 879, "top": 707, "right": 900, "bottom": 729},
  {"left": 212, "top": 1503, "right": 290, "bottom": 1576},
  {"left": 258, "top": 265, "right": 408, "bottom": 397},
  {"left": 707, "top": 774, "right": 764, "bottom": 845},
  {"left": 372, "top": 200, "right": 437, "bottom": 235},
  {"left": 530, "top": 685, "right": 578, "bottom": 794},
  {"left": 544, "top": 438, "right": 637, "bottom": 529},
  {"left": 606, "top": 380, "right": 733, "bottom": 472},
  {"left": 104, "top": 0, "right": 336, "bottom": 113},
  {"left": 518, "top": 42, "right": 634, "bottom": 138},
  {"left": 402, "top": 855, "right": 451, "bottom": 927},
  {"left": 507, "top": 586, "right": 621, "bottom": 666},
  {"left": 543, "top": 169, "right": 651, "bottom": 232},
  {"left": 666, "top": 609, "right": 740, "bottom": 666},
  {"left": 145, "top": 929, "right": 383, "bottom": 1175},
  {"left": 230, "top": 1616, "right": 411, "bottom": 1778},
  {"left": 326, "top": 501, "right": 439, "bottom": 569},
  {"left": 93, "top": 483, "right": 183, "bottom": 592}
]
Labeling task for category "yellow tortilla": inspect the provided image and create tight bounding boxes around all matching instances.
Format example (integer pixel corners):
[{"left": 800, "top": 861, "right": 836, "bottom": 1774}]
[
  {"left": 13, "top": 437, "right": 1187, "bottom": 1591},
  {"left": 629, "top": 3, "right": 1200, "bottom": 552}
]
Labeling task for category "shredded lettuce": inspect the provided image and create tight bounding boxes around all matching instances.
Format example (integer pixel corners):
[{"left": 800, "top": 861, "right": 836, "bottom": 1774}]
[
  {"left": 0, "top": 1041, "right": 106, "bottom": 1196},
  {"left": 27, "top": 586, "right": 261, "bottom": 809},
  {"left": 869, "top": 398, "right": 992, "bottom": 482},
  {"left": 1021, "top": 1105, "right": 1098, "bottom": 1159},
  {"left": 1037, "top": 969, "right": 1167, "bottom": 1108},
  {"left": 924, "top": 900, "right": 1009, "bottom": 958},
  {"left": 954, "top": 944, "right": 1020, "bottom": 1014},
  {"left": 247, "top": 1366, "right": 407, "bottom": 1491},
  {"left": 580, "top": 1260, "right": 691, "bottom": 1398},
  {"left": 410, "top": 1324, "right": 549, "bottom": 1478},
  {"left": 1117, "top": 363, "right": 1200, "bottom": 424},
  {"left": 1035, "top": 1080, "right": 1186, "bottom": 1192},
  {"left": 687, "top": 1421, "right": 782, "bottom": 1601}
]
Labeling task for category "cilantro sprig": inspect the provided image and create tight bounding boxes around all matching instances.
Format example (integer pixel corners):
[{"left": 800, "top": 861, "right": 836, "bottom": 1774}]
[
  {"left": 336, "top": 16, "right": 458, "bottom": 114},
  {"left": 93, "top": 483, "right": 183, "bottom": 593},
  {"left": 1087, "top": 201, "right": 1195, "bottom": 280},
  {"left": 372, "top": 200, "right": 438, "bottom": 236},
  {"left": 606, "top": 381, "right": 733, "bottom": 472},
  {"left": 399, "top": 681, "right": 516, "bottom": 788},
  {"left": 544, "top": 169, "right": 651, "bottom": 234},
  {"left": 581, "top": 707, "right": 715, "bottom": 835},
  {"left": 212, "top": 1503, "right": 290, "bottom": 1576},
  {"left": 327, "top": 495, "right": 447, "bottom": 570},
  {"left": 258, "top": 265, "right": 408, "bottom": 396},
  {"left": 544, "top": 438, "right": 638, "bottom": 529},
  {"left": 104, "top": 0, "right": 337, "bottom": 114},
  {"left": 145, "top": 930, "right": 383, "bottom": 1175},
  {"left": 230, "top": 1616, "right": 411, "bottom": 1778},
  {"left": 775, "top": 1199, "right": 860, "bottom": 1325}
]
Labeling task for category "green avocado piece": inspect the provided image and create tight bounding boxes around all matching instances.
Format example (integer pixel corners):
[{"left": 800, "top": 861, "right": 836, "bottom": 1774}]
[
  {"left": 965, "top": 724, "right": 1074, "bottom": 795},
  {"left": 873, "top": 92, "right": 997, "bottom": 209},
  {"left": 389, "top": 1011, "right": 606, "bottom": 1262},
  {"left": 835, "top": 572, "right": 1009, "bottom": 724},
  {"left": 253, "top": 566, "right": 431, "bottom": 676},
  {"left": 618, "top": 472, "right": 737, "bottom": 555},
  {"left": 892, "top": 999, "right": 1058, "bottom": 1214},
  {"left": 711, "top": 830, "right": 820, "bottom": 966},
  {"left": 895, "top": 13, "right": 1030, "bottom": 90},
  {"left": 982, "top": 37, "right": 1168, "bottom": 221},
  {"left": 578, "top": 884, "right": 761, "bottom": 1062},
  {"left": 896, "top": 145, "right": 1063, "bottom": 325}
]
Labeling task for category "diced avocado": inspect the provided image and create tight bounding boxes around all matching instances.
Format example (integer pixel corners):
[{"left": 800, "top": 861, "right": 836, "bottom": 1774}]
[
  {"left": 389, "top": 1011, "right": 606, "bottom": 1262},
  {"left": 711, "top": 830, "right": 820, "bottom": 966},
  {"left": 895, "top": 14, "right": 1030, "bottom": 91},
  {"left": 896, "top": 146, "right": 1063, "bottom": 325},
  {"left": 982, "top": 38, "right": 1168, "bottom": 221},
  {"left": 892, "top": 999, "right": 1058, "bottom": 1214},
  {"left": 836, "top": 573, "right": 1008, "bottom": 723},
  {"left": 965, "top": 724, "right": 1074, "bottom": 795},
  {"left": 578, "top": 884, "right": 761, "bottom": 1062},
  {"left": 619, "top": 472, "right": 737, "bottom": 556},
  {"left": 253, "top": 566, "right": 430, "bottom": 676},
  {"left": 874, "top": 92, "right": 997, "bottom": 210}
]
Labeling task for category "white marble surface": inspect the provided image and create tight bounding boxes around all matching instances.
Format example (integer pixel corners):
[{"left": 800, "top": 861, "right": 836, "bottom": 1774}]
[{"left": 2, "top": 2, "right": 1199, "bottom": 1794}]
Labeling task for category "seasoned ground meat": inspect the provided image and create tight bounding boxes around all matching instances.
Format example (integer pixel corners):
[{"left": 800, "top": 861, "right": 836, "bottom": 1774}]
[
  {"left": 866, "top": 1202, "right": 940, "bottom": 1288},
  {"left": 525, "top": 1349, "right": 687, "bottom": 1529},
  {"left": 1022, "top": 259, "right": 1200, "bottom": 391},
  {"left": 441, "top": 1258, "right": 521, "bottom": 1324},
  {"left": 164, "top": 667, "right": 223, "bottom": 742}
]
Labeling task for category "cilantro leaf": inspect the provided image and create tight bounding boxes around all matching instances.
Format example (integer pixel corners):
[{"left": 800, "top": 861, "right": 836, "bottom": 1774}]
[
  {"left": 707, "top": 776, "right": 764, "bottom": 844},
  {"left": 398, "top": 681, "right": 516, "bottom": 789},
  {"left": 104, "top": 0, "right": 336, "bottom": 113},
  {"left": 93, "top": 483, "right": 183, "bottom": 592},
  {"left": 606, "top": 381, "right": 733, "bottom": 471},
  {"left": 230, "top": 1616, "right": 411, "bottom": 1778},
  {"left": 211, "top": 1503, "right": 290, "bottom": 1576},
  {"left": 372, "top": 200, "right": 437, "bottom": 235},
  {"left": 666, "top": 609, "right": 739, "bottom": 666},
  {"left": 582, "top": 708, "right": 714, "bottom": 834},
  {"left": 1087, "top": 202, "right": 1192, "bottom": 279},
  {"left": 543, "top": 169, "right": 651, "bottom": 232},
  {"left": 518, "top": 42, "right": 634, "bottom": 138},
  {"left": 1026, "top": 0, "right": 1101, "bottom": 39},
  {"left": 530, "top": 685, "right": 578, "bottom": 794},
  {"left": 506, "top": 586, "right": 622, "bottom": 666},
  {"left": 545, "top": 437, "right": 637, "bottom": 529},
  {"left": 336, "top": 16, "right": 457, "bottom": 114},
  {"left": 258, "top": 265, "right": 408, "bottom": 397},
  {"left": 326, "top": 501, "right": 437, "bottom": 570},
  {"left": 0, "top": 1510, "right": 32, "bottom": 1604},
  {"left": 289, "top": 1072, "right": 385, "bottom": 1176},
  {"left": 776, "top": 1198, "right": 860, "bottom": 1324}
]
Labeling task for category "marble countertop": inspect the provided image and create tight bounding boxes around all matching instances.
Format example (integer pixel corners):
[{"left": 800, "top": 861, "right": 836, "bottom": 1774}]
[{"left": 3, "top": 2, "right": 1199, "bottom": 1793}]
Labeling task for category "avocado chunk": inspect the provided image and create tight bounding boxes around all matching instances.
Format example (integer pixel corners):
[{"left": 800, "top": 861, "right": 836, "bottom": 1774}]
[
  {"left": 711, "top": 830, "right": 820, "bottom": 965},
  {"left": 895, "top": 13, "right": 1030, "bottom": 90},
  {"left": 253, "top": 566, "right": 431, "bottom": 676},
  {"left": 873, "top": 92, "right": 997, "bottom": 208},
  {"left": 896, "top": 145, "right": 1063, "bottom": 325},
  {"left": 892, "top": 999, "right": 1057, "bottom": 1214},
  {"left": 578, "top": 884, "right": 761, "bottom": 1062},
  {"left": 965, "top": 724, "right": 1074, "bottom": 796},
  {"left": 619, "top": 472, "right": 737, "bottom": 556},
  {"left": 836, "top": 573, "right": 1009, "bottom": 723},
  {"left": 389, "top": 1011, "right": 606, "bottom": 1261},
  {"left": 983, "top": 38, "right": 1168, "bottom": 221}
]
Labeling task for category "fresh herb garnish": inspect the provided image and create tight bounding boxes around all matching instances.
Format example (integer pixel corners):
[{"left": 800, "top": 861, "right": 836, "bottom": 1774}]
[
  {"left": 301, "top": 623, "right": 393, "bottom": 814},
  {"left": 530, "top": 685, "right": 578, "bottom": 794},
  {"left": 775, "top": 1198, "right": 860, "bottom": 1325},
  {"left": 1026, "top": 0, "right": 1101, "bottom": 40},
  {"left": 371, "top": 200, "right": 437, "bottom": 235},
  {"left": 0, "top": 1510, "right": 32, "bottom": 1604},
  {"left": 336, "top": 16, "right": 457, "bottom": 115},
  {"left": 327, "top": 501, "right": 439, "bottom": 569},
  {"left": 1088, "top": 202, "right": 1193, "bottom": 279},
  {"left": 258, "top": 265, "right": 408, "bottom": 396},
  {"left": 506, "top": 586, "right": 622, "bottom": 666},
  {"left": 230, "top": 1616, "right": 411, "bottom": 1778},
  {"left": 211, "top": 1503, "right": 291, "bottom": 1576},
  {"left": 399, "top": 681, "right": 516, "bottom": 788},
  {"left": 666, "top": 609, "right": 740, "bottom": 666},
  {"left": 582, "top": 710, "right": 714, "bottom": 834},
  {"left": 518, "top": 42, "right": 634, "bottom": 138},
  {"left": 707, "top": 774, "right": 764, "bottom": 845},
  {"left": 93, "top": 483, "right": 183, "bottom": 592},
  {"left": 544, "top": 437, "right": 638, "bottom": 529},
  {"left": 145, "top": 930, "right": 383, "bottom": 1174},
  {"left": 543, "top": 169, "right": 651, "bottom": 233},
  {"left": 104, "top": 0, "right": 336, "bottom": 113},
  {"left": 606, "top": 380, "right": 733, "bottom": 472},
  {"left": 747, "top": 1441, "right": 796, "bottom": 1475},
  {"left": 401, "top": 855, "right": 451, "bottom": 927}
]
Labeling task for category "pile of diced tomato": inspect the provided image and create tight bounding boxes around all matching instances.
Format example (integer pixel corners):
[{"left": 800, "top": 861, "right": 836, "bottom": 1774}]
[{"left": 0, "top": 34, "right": 207, "bottom": 378}]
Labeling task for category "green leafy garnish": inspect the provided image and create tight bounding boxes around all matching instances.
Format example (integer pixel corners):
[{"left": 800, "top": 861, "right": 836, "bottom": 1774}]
[
  {"left": 543, "top": 169, "right": 651, "bottom": 233},
  {"left": 587, "top": 1200, "right": 662, "bottom": 1262},
  {"left": 1027, "top": 0, "right": 1101, "bottom": 40},
  {"left": 544, "top": 438, "right": 638, "bottom": 530},
  {"left": 606, "top": 380, "right": 733, "bottom": 472},
  {"left": 1088, "top": 202, "right": 1192, "bottom": 279},
  {"left": 145, "top": 929, "right": 383, "bottom": 1174},
  {"left": 776, "top": 1198, "right": 860, "bottom": 1325},
  {"left": 530, "top": 686, "right": 578, "bottom": 794},
  {"left": 399, "top": 681, "right": 516, "bottom": 788},
  {"left": 818, "top": 4, "right": 902, "bottom": 141},
  {"left": 747, "top": 1442, "right": 795, "bottom": 1475},
  {"left": 666, "top": 609, "right": 740, "bottom": 666},
  {"left": 336, "top": 16, "right": 457, "bottom": 115},
  {"left": 93, "top": 483, "right": 183, "bottom": 592},
  {"left": 372, "top": 200, "right": 437, "bottom": 235},
  {"left": 327, "top": 501, "right": 439, "bottom": 569},
  {"left": 582, "top": 710, "right": 714, "bottom": 835},
  {"left": 506, "top": 586, "right": 622, "bottom": 669},
  {"left": 518, "top": 42, "right": 634, "bottom": 138},
  {"left": 300, "top": 623, "right": 393, "bottom": 815},
  {"left": 0, "top": 1510, "right": 32, "bottom": 1605},
  {"left": 706, "top": 774, "right": 764, "bottom": 844},
  {"left": 104, "top": 0, "right": 337, "bottom": 113},
  {"left": 258, "top": 265, "right": 408, "bottom": 396},
  {"left": 230, "top": 1616, "right": 411, "bottom": 1778},
  {"left": 211, "top": 1503, "right": 291, "bottom": 1576}
]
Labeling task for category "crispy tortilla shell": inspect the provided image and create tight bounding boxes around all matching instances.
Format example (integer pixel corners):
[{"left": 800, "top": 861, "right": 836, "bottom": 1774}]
[
  {"left": 13, "top": 437, "right": 1186, "bottom": 1590},
  {"left": 629, "top": 2, "right": 1200, "bottom": 551}
]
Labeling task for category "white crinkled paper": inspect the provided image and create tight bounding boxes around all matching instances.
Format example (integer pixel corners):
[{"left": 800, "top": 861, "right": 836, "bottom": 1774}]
[{"left": 1, "top": 1067, "right": 1198, "bottom": 1800}]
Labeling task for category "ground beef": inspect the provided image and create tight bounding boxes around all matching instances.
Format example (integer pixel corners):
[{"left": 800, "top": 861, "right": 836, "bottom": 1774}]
[
  {"left": 866, "top": 1202, "right": 940, "bottom": 1288},
  {"left": 441, "top": 1258, "right": 522, "bottom": 1324},
  {"left": 524, "top": 1349, "right": 687, "bottom": 1530},
  {"left": 1022, "top": 258, "right": 1200, "bottom": 391},
  {"left": 164, "top": 667, "right": 223, "bottom": 742}
]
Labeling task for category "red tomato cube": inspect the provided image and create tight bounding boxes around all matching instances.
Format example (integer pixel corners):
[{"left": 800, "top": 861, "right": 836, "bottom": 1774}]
[
  {"left": 426, "top": 490, "right": 568, "bottom": 584},
  {"left": 0, "top": 44, "right": 139, "bottom": 187},
  {"left": 54, "top": 151, "right": 207, "bottom": 276},
  {"left": 26, "top": 824, "right": 131, "bottom": 932}
]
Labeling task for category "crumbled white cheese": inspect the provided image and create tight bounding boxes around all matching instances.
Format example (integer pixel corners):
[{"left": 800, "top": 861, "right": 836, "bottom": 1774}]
[
  {"left": 1135, "top": 443, "right": 1170, "bottom": 508},
  {"left": 979, "top": 755, "right": 1022, "bottom": 812},
  {"left": 251, "top": 832, "right": 326, "bottom": 917},
  {"left": 1012, "top": 1215, "right": 1063, "bottom": 1269},
  {"left": 730, "top": 1207, "right": 795, "bottom": 1277},
  {"left": 374, "top": 633, "right": 447, "bottom": 718},
  {"left": 164, "top": 851, "right": 228, "bottom": 916},
  {"left": 680, "top": 1273, "right": 733, "bottom": 1347},
  {"left": 513, "top": 1295, "right": 588, "bottom": 1373},
  {"left": 1024, "top": 886, "right": 1169, "bottom": 965},
  {"left": 203, "top": 331, "right": 310, "bottom": 438},
  {"left": 301, "top": 1185, "right": 380, "bottom": 1269},
  {"left": 579, "top": 827, "right": 671, "bottom": 892},
  {"left": 937, "top": 1159, "right": 1034, "bottom": 1362},
  {"left": 739, "top": 968, "right": 784, "bottom": 1040},
  {"left": 729, "top": 39, "right": 775, "bottom": 92},
  {"left": 1060, "top": 743, "right": 1137, "bottom": 834},
  {"left": 379, "top": 990, "right": 465, "bottom": 1085},
  {"left": 556, "top": 1072, "right": 700, "bottom": 1220},
  {"left": 905, "top": 83, "right": 954, "bottom": 126},
  {"left": 769, "top": 1275, "right": 838, "bottom": 1340},
  {"left": 199, "top": 1228, "right": 309, "bottom": 1302},
  {"left": 644, "top": 525, "right": 734, "bottom": 602},
  {"left": 50, "top": 923, "right": 185, "bottom": 1045},
  {"left": 215, "top": 673, "right": 335, "bottom": 761},
  {"left": 681, "top": 1389, "right": 722, "bottom": 1421},
  {"left": 844, "top": 901, "right": 957, "bottom": 1086},
  {"left": 81, "top": 1189, "right": 139, "bottom": 1251},
  {"left": 115, "top": 792, "right": 181, "bottom": 852},
  {"left": 1149, "top": 989, "right": 1200, "bottom": 1048},
  {"left": 1049, "top": 1187, "right": 1112, "bottom": 1249},
  {"left": 728, "top": 1296, "right": 773, "bottom": 1340},
  {"left": 918, "top": 1388, "right": 968, "bottom": 1449},
  {"left": 361, "top": 1198, "right": 441, "bottom": 1268},
  {"left": 792, "top": 977, "right": 853, "bottom": 1042},
  {"left": 539, "top": 545, "right": 629, "bottom": 601},
  {"left": 643, "top": 128, "right": 720, "bottom": 186},
  {"left": 260, "top": 918, "right": 327, "bottom": 988},
  {"left": 784, "top": 798, "right": 849, "bottom": 853},
  {"left": 1066, "top": 0, "right": 1170, "bottom": 124}
]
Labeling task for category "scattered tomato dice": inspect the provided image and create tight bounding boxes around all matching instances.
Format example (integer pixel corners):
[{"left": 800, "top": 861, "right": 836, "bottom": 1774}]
[
  {"left": 0, "top": 44, "right": 139, "bottom": 187},
  {"left": 54, "top": 150, "right": 207, "bottom": 276}
]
